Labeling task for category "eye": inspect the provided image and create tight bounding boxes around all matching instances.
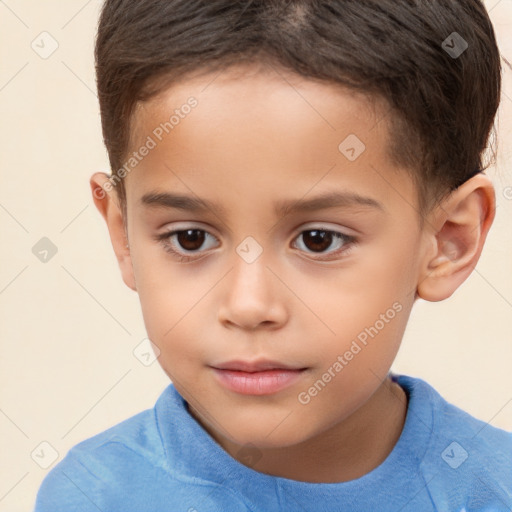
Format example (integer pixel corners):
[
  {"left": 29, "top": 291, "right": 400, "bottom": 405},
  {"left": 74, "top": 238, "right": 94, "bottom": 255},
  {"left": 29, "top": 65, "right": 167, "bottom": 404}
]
[
  {"left": 155, "top": 226, "right": 357, "bottom": 263},
  {"left": 292, "top": 228, "right": 356, "bottom": 260},
  {"left": 155, "top": 228, "right": 219, "bottom": 262}
]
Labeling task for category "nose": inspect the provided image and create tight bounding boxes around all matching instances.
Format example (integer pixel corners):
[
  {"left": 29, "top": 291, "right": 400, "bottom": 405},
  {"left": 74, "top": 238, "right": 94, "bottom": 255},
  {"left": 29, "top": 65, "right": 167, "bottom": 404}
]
[{"left": 218, "top": 251, "right": 288, "bottom": 331}]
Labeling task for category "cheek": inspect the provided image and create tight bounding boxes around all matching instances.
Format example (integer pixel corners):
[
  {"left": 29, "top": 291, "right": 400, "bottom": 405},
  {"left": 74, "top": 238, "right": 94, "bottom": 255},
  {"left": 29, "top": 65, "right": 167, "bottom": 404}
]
[
  {"left": 287, "top": 249, "right": 415, "bottom": 351},
  {"left": 308, "top": 264, "right": 414, "bottom": 419},
  {"left": 132, "top": 258, "right": 217, "bottom": 369},
  {"left": 295, "top": 303, "right": 410, "bottom": 427},
  {"left": 131, "top": 247, "right": 201, "bottom": 327},
  {"left": 315, "top": 302, "right": 408, "bottom": 381}
]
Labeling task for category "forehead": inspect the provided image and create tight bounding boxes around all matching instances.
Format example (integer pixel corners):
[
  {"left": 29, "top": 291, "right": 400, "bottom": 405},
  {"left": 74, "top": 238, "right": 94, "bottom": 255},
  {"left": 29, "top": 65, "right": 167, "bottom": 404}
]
[
  {"left": 130, "top": 62, "right": 385, "bottom": 149},
  {"left": 124, "top": 63, "right": 417, "bottom": 220}
]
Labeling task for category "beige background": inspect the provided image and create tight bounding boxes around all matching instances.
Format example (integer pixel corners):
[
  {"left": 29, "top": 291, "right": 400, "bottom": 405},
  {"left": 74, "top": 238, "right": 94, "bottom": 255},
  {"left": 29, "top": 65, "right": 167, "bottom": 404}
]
[{"left": 0, "top": 1, "right": 511, "bottom": 510}]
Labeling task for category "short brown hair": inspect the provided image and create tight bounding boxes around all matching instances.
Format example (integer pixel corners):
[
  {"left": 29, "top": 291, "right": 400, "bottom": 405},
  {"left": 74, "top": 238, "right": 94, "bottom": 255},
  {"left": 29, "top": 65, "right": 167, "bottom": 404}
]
[{"left": 95, "top": 0, "right": 502, "bottom": 218}]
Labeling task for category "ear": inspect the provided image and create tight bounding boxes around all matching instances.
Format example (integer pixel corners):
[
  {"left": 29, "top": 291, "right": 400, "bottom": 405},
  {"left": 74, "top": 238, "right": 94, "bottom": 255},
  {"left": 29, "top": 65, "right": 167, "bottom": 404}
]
[
  {"left": 90, "top": 172, "right": 137, "bottom": 291},
  {"left": 417, "top": 173, "right": 496, "bottom": 302}
]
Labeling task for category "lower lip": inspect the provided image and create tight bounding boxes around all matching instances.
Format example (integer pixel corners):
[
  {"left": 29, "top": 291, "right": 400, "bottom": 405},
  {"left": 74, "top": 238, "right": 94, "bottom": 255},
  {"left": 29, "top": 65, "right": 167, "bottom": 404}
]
[{"left": 211, "top": 368, "right": 306, "bottom": 395}]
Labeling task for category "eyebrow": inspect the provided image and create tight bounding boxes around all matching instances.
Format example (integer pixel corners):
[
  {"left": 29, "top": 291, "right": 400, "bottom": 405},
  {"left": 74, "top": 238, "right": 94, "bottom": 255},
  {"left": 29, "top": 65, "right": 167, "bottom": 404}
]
[{"left": 140, "top": 190, "right": 385, "bottom": 217}]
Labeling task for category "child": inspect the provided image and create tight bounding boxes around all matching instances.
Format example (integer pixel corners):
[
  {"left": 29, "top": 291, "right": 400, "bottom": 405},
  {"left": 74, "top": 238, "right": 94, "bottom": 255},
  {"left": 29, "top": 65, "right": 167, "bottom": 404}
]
[{"left": 33, "top": 0, "right": 512, "bottom": 510}]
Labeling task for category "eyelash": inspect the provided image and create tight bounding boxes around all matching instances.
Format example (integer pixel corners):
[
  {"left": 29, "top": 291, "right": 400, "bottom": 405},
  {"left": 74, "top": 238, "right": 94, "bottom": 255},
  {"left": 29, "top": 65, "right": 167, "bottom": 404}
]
[{"left": 155, "top": 227, "right": 357, "bottom": 263}]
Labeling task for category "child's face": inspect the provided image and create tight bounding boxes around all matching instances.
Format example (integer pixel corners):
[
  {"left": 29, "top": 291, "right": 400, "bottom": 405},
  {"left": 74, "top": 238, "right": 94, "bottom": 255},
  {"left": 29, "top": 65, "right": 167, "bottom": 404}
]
[{"left": 120, "top": 65, "right": 429, "bottom": 448}]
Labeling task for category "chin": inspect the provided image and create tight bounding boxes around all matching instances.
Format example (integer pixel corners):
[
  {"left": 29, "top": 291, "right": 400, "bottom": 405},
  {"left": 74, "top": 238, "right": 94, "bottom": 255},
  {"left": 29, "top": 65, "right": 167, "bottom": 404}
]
[{"left": 224, "top": 421, "right": 315, "bottom": 451}]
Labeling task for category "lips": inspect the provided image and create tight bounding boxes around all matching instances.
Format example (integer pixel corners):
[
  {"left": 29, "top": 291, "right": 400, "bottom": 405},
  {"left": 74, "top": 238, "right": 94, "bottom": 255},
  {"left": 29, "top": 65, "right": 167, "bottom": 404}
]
[
  {"left": 211, "top": 359, "right": 306, "bottom": 373},
  {"left": 210, "top": 359, "right": 308, "bottom": 395}
]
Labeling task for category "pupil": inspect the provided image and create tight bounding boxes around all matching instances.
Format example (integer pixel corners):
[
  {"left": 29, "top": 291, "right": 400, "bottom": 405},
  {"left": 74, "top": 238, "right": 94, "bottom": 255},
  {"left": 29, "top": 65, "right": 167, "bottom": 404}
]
[
  {"left": 178, "top": 230, "right": 205, "bottom": 251},
  {"left": 303, "top": 230, "right": 332, "bottom": 252}
]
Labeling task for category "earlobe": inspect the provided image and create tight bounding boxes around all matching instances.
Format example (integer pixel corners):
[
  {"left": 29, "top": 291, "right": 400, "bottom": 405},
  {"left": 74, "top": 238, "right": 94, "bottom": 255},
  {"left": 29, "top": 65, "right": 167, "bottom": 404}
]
[
  {"left": 89, "top": 172, "right": 137, "bottom": 292},
  {"left": 417, "top": 174, "right": 496, "bottom": 302}
]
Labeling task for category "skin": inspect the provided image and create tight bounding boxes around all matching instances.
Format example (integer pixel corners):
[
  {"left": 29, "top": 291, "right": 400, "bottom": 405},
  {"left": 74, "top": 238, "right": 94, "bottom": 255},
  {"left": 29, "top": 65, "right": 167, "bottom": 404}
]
[{"left": 90, "top": 63, "right": 495, "bottom": 483}]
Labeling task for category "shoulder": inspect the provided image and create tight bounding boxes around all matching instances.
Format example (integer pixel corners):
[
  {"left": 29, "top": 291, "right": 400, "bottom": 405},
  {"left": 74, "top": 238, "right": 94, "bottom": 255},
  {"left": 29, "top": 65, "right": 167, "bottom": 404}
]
[
  {"left": 67, "top": 405, "right": 166, "bottom": 468},
  {"left": 398, "top": 375, "right": 512, "bottom": 511},
  {"left": 33, "top": 400, "right": 167, "bottom": 511},
  {"left": 419, "top": 376, "right": 512, "bottom": 464}
]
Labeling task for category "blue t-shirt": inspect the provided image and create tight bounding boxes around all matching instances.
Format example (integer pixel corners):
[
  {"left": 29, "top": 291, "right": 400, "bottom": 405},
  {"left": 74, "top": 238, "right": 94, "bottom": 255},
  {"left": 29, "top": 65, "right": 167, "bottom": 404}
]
[{"left": 33, "top": 373, "right": 512, "bottom": 511}]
